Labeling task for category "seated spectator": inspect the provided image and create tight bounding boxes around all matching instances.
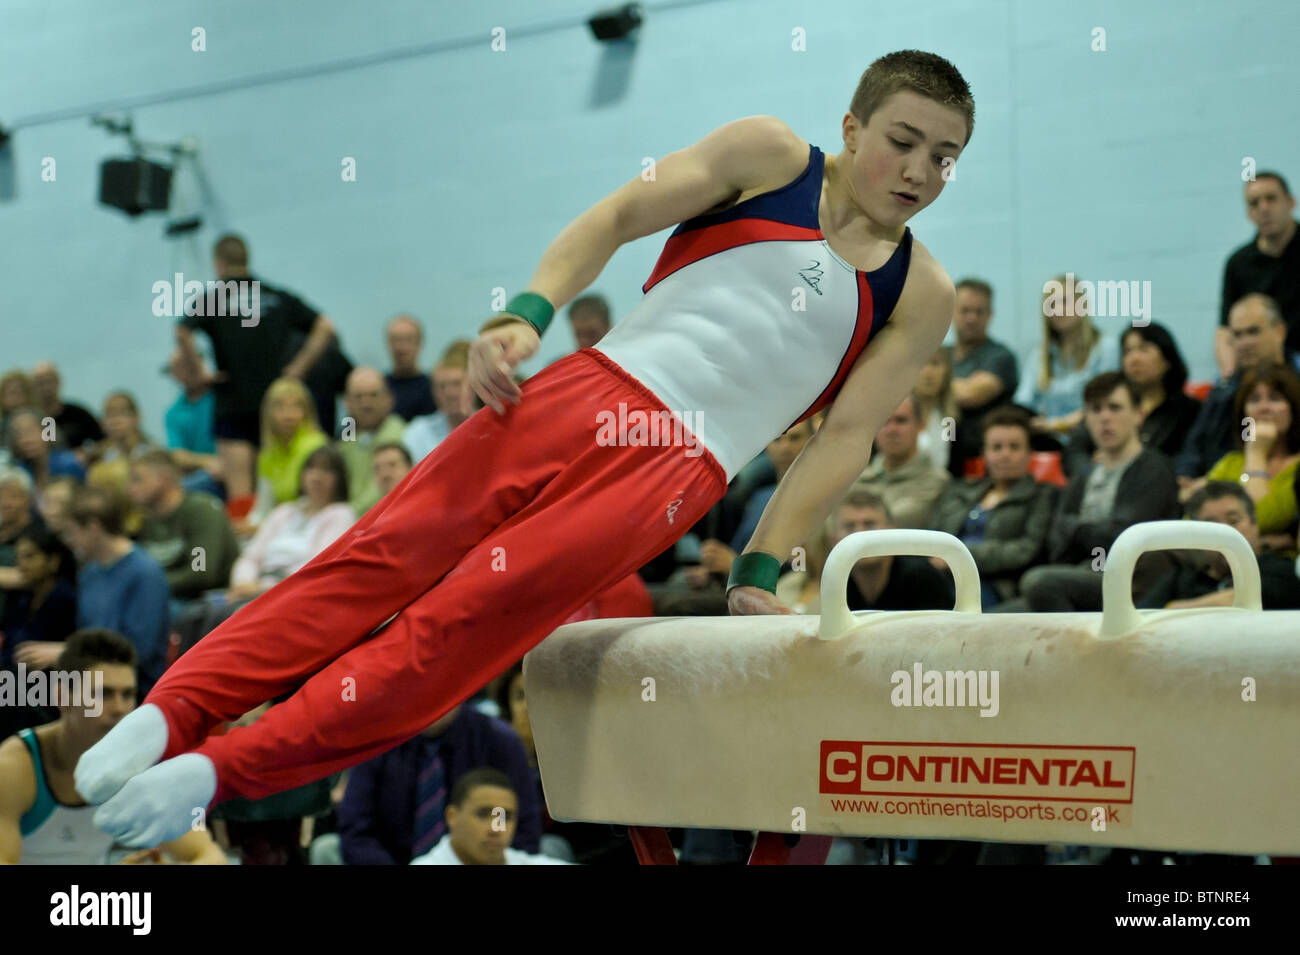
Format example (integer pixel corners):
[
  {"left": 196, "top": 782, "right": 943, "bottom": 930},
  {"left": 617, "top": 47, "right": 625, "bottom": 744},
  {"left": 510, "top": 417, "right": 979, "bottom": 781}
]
[
  {"left": 337, "top": 704, "right": 541, "bottom": 864},
  {"left": 1, "top": 525, "right": 77, "bottom": 672},
  {"left": 1064, "top": 322, "right": 1202, "bottom": 476},
  {"left": 31, "top": 361, "right": 104, "bottom": 456},
  {"left": 0, "top": 370, "right": 37, "bottom": 448},
  {"left": 36, "top": 476, "right": 78, "bottom": 539},
  {"left": 229, "top": 446, "right": 354, "bottom": 601},
  {"left": 248, "top": 378, "right": 328, "bottom": 526},
  {"left": 0, "top": 629, "right": 228, "bottom": 864},
  {"left": 948, "top": 278, "right": 1019, "bottom": 479},
  {"left": 915, "top": 346, "right": 958, "bottom": 473},
  {"left": 1178, "top": 294, "right": 1294, "bottom": 486},
  {"left": 0, "top": 466, "right": 40, "bottom": 625},
  {"left": 65, "top": 486, "right": 169, "bottom": 693},
  {"left": 371, "top": 441, "right": 414, "bottom": 500},
  {"left": 836, "top": 490, "right": 955, "bottom": 611},
  {"left": 1015, "top": 275, "right": 1120, "bottom": 441},
  {"left": 384, "top": 315, "right": 437, "bottom": 421},
  {"left": 998, "top": 372, "right": 1181, "bottom": 613},
  {"left": 9, "top": 408, "right": 86, "bottom": 487},
  {"left": 404, "top": 340, "right": 472, "bottom": 462},
  {"left": 1139, "top": 482, "right": 1300, "bottom": 610},
  {"left": 1201, "top": 363, "right": 1300, "bottom": 554},
  {"left": 128, "top": 450, "right": 239, "bottom": 601},
  {"left": 162, "top": 349, "right": 222, "bottom": 495},
  {"left": 336, "top": 368, "right": 406, "bottom": 514},
  {"left": 929, "top": 407, "right": 1059, "bottom": 608},
  {"left": 567, "top": 294, "right": 612, "bottom": 351},
  {"left": 854, "top": 393, "right": 951, "bottom": 529},
  {"left": 85, "top": 393, "right": 158, "bottom": 534},
  {"left": 410, "top": 769, "right": 570, "bottom": 866}
]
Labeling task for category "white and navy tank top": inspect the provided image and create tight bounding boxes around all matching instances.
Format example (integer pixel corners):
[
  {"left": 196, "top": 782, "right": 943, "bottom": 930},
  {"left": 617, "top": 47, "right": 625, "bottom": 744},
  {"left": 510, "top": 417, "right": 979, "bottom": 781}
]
[
  {"left": 593, "top": 143, "right": 912, "bottom": 481},
  {"left": 17, "top": 727, "right": 115, "bottom": 865}
]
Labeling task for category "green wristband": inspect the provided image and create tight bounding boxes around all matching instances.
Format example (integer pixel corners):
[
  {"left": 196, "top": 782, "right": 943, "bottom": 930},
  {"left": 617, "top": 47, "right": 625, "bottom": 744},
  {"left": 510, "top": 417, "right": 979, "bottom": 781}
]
[
  {"left": 502, "top": 292, "right": 555, "bottom": 338},
  {"left": 727, "top": 551, "right": 782, "bottom": 595}
]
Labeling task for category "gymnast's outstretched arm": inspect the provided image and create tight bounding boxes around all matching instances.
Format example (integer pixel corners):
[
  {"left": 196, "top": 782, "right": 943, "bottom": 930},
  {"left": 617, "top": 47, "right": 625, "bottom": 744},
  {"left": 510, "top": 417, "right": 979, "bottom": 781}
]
[{"left": 730, "top": 252, "right": 955, "bottom": 615}]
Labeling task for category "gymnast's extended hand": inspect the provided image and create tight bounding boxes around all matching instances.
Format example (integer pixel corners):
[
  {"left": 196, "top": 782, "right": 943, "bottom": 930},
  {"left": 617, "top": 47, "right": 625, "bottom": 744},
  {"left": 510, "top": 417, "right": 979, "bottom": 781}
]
[
  {"left": 727, "top": 585, "right": 797, "bottom": 616},
  {"left": 465, "top": 319, "right": 540, "bottom": 414}
]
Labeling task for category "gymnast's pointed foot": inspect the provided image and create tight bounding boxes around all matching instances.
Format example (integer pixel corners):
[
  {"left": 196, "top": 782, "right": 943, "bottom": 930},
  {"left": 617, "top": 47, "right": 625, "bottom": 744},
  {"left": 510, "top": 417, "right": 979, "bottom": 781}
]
[
  {"left": 75, "top": 703, "right": 169, "bottom": 805},
  {"left": 92, "top": 753, "right": 218, "bottom": 848}
]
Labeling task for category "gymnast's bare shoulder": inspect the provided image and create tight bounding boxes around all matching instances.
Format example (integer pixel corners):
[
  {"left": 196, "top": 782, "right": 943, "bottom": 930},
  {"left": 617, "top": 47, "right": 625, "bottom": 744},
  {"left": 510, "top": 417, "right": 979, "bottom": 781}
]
[{"left": 604, "top": 115, "right": 810, "bottom": 245}]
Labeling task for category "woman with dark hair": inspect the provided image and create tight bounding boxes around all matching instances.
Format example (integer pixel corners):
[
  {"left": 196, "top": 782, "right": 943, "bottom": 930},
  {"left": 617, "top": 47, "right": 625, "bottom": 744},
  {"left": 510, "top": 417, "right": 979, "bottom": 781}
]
[
  {"left": 1120, "top": 323, "right": 1202, "bottom": 456},
  {"left": 0, "top": 524, "right": 78, "bottom": 671},
  {"left": 1062, "top": 322, "right": 1203, "bottom": 475},
  {"left": 226, "top": 445, "right": 354, "bottom": 601},
  {"left": 1203, "top": 363, "right": 1300, "bottom": 553}
]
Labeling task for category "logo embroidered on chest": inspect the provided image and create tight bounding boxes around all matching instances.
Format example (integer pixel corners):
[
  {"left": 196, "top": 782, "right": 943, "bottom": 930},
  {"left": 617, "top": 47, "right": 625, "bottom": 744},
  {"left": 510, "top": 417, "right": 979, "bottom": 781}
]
[{"left": 797, "top": 260, "right": 825, "bottom": 296}]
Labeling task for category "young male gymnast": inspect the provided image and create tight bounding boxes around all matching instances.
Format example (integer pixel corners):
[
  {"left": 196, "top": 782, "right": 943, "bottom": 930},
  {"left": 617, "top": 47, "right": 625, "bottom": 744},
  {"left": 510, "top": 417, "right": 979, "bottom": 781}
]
[{"left": 77, "top": 49, "right": 974, "bottom": 845}]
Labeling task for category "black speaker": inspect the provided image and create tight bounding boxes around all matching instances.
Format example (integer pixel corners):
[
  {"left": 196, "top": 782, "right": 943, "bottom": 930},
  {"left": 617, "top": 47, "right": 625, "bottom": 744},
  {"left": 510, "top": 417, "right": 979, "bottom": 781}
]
[
  {"left": 99, "top": 157, "right": 172, "bottom": 215},
  {"left": 588, "top": 3, "right": 642, "bottom": 41}
]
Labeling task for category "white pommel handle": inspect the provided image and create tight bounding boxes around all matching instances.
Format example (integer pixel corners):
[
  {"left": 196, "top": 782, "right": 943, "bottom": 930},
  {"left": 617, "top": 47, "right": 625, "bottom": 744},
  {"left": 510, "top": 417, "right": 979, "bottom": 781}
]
[
  {"left": 1098, "top": 520, "right": 1262, "bottom": 640},
  {"left": 817, "top": 530, "right": 982, "bottom": 641}
]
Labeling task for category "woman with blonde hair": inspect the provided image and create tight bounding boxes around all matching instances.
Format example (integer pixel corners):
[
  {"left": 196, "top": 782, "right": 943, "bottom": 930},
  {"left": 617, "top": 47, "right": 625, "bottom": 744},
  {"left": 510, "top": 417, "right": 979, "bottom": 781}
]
[
  {"left": 1015, "top": 274, "right": 1120, "bottom": 438},
  {"left": 247, "top": 378, "right": 327, "bottom": 528},
  {"left": 914, "top": 346, "right": 958, "bottom": 472}
]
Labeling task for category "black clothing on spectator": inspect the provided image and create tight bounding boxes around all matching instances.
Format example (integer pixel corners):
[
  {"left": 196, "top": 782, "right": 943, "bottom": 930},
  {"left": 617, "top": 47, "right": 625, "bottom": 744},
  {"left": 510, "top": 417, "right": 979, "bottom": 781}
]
[
  {"left": 1064, "top": 390, "right": 1202, "bottom": 478},
  {"left": 181, "top": 276, "right": 321, "bottom": 424},
  {"left": 1137, "top": 550, "right": 1300, "bottom": 609},
  {"left": 1049, "top": 449, "right": 1181, "bottom": 565},
  {"left": 52, "top": 402, "right": 103, "bottom": 452},
  {"left": 845, "top": 555, "right": 955, "bottom": 611},
  {"left": 386, "top": 373, "right": 437, "bottom": 422},
  {"left": 1220, "top": 223, "right": 1300, "bottom": 353}
]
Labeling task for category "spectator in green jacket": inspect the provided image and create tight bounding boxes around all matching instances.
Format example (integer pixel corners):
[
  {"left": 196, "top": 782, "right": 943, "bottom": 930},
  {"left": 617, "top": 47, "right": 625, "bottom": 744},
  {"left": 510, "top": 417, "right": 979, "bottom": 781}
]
[{"left": 128, "top": 450, "right": 238, "bottom": 601}]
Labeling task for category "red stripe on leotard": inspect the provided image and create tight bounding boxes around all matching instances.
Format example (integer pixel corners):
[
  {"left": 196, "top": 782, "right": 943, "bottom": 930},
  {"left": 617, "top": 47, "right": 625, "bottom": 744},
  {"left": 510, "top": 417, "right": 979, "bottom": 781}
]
[
  {"left": 642, "top": 217, "right": 823, "bottom": 293},
  {"left": 789, "top": 269, "right": 877, "bottom": 426}
]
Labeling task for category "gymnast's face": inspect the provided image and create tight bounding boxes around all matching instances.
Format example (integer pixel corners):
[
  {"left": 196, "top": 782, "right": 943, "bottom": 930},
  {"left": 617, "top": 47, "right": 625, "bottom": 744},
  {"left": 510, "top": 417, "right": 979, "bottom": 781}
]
[
  {"left": 447, "top": 785, "right": 518, "bottom": 865},
  {"left": 840, "top": 91, "right": 967, "bottom": 229}
]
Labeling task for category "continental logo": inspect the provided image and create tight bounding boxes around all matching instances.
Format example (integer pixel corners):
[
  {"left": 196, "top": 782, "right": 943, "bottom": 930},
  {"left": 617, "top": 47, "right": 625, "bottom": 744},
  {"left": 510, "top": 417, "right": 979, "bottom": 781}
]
[{"left": 820, "top": 741, "right": 1135, "bottom": 803}]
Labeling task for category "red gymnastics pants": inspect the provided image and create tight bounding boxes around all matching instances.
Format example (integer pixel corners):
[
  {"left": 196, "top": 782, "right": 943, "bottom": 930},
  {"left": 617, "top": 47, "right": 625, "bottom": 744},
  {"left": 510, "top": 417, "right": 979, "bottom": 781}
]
[{"left": 146, "top": 348, "right": 727, "bottom": 803}]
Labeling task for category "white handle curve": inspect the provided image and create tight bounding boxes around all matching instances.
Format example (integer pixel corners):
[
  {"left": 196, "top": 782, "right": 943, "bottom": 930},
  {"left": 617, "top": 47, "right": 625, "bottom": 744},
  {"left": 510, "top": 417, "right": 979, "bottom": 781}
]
[
  {"left": 1099, "top": 520, "right": 1262, "bottom": 639},
  {"left": 817, "top": 529, "right": 982, "bottom": 641}
]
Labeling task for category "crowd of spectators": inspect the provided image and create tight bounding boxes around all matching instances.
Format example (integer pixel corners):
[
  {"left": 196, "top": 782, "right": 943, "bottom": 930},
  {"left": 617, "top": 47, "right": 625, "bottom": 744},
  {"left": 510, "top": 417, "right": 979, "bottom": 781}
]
[{"left": 1, "top": 169, "right": 1297, "bottom": 865}]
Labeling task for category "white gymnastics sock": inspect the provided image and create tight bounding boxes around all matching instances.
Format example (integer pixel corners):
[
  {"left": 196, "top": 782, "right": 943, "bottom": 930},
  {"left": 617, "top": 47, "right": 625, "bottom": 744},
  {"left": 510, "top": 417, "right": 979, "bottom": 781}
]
[
  {"left": 75, "top": 703, "right": 169, "bottom": 805},
  {"left": 92, "top": 753, "right": 218, "bottom": 848}
]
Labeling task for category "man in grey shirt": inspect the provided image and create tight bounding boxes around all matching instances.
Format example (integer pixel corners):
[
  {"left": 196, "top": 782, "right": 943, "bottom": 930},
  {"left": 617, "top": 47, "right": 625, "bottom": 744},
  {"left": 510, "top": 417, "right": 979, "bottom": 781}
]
[{"left": 949, "top": 278, "right": 1019, "bottom": 478}]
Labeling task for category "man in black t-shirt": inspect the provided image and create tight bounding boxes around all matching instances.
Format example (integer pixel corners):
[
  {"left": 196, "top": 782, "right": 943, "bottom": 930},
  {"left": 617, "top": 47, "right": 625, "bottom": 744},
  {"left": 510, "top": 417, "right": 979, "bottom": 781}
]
[
  {"left": 384, "top": 314, "right": 437, "bottom": 421},
  {"left": 175, "top": 234, "right": 337, "bottom": 501},
  {"left": 30, "top": 361, "right": 104, "bottom": 456},
  {"left": 1216, "top": 171, "right": 1300, "bottom": 378},
  {"left": 947, "top": 279, "right": 1019, "bottom": 479},
  {"left": 831, "top": 488, "right": 955, "bottom": 611}
]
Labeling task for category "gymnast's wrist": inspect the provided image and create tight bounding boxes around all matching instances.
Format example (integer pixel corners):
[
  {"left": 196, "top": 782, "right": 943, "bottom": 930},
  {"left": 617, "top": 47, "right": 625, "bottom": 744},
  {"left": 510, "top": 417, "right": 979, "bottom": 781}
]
[
  {"left": 477, "top": 292, "right": 554, "bottom": 337},
  {"left": 726, "top": 550, "right": 783, "bottom": 595}
]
